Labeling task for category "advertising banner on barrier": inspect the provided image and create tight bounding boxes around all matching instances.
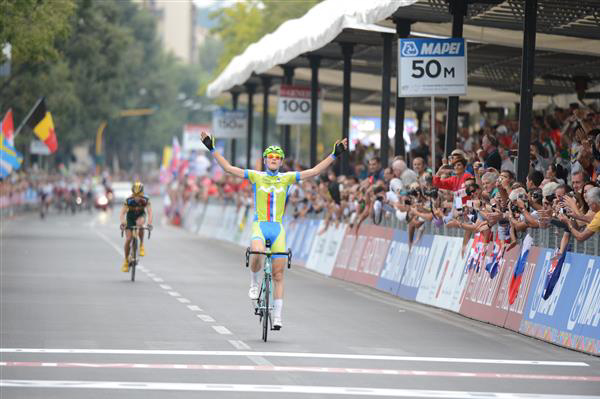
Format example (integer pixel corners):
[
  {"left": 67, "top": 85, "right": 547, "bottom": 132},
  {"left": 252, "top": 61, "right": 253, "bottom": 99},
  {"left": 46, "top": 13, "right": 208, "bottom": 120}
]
[
  {"left": 377, "top": 229, "right": 410, "bottom": 295},
  {"left": 342, "top": 225, "right": 393, "bottom": 288},
  {"left": 521, "top": 250, "right": 600, "bottom": 355},
  {"left": 458, "top": 241, "right": 539, "bottom": 329},
  {"left": 396, "top": 234, "right": 434, "bottom": 300},
  {"left": 304, "top": 222, "right": 346, "bottom": 276},
  {"left": 295, "top": 219, "right": 320, "bottom": 266},
  {"left": 331, "top": 227, "right": 356, "bottom": 281},
  {"left": 415, "top": 236, "right": 466, "bottom": 312}
]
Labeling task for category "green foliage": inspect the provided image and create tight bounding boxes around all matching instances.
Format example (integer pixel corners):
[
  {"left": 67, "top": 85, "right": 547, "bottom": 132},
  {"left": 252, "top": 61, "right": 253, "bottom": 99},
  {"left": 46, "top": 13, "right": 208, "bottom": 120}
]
[
  {"left": 0, "top": 0, "right": 76, "bottom": 64},
  {"left": 210, "top": 0, "right": 320, "bottom": 75},
  {"left": 1, "top": 0, "right": 210, "bottom": 171}
]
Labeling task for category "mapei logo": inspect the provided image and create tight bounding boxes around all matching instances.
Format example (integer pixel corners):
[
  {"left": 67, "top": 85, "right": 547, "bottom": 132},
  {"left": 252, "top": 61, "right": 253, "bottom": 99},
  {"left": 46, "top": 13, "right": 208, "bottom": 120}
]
[
  {"left": 567, "top": 259, "right": 600, "bottom": 331},
  {"left": 401, "top": 41, "right": 419, "bottom": 57}
]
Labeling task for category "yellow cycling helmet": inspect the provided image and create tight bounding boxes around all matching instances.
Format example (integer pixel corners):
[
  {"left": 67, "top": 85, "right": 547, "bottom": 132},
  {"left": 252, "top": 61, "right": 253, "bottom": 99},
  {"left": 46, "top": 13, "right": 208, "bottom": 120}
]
[{"left": 132, "top": 181, "right": 144, "bottom": 195}]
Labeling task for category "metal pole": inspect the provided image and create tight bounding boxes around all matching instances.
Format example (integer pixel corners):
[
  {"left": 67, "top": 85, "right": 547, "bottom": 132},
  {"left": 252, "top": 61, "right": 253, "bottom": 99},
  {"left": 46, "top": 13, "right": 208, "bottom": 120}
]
[
  {"left": 431, "top": 97, "right": 435, "bottom": 170},
  {"left": 394, "top": 19, "right": 411, "bottom": 159},
  {"left": 13, "top": 97, "right": 43, "bottom": 139},
  {"left": 309, "top": 55, "right": 320, "bottom": 167},
  {"left": 260, "top": 76, "right": 271, "bottom": 154},
  {"left": 231, "top": 91, "right": 239, "bottom": 166},
  {"left": 245, "top": 83, "right": 256, "bottom": 169},
  {"left": 340, "top": 43, "right": 354, "bottom": 176},
  {"left": 444, "top": 0, "right": 466, "bottom": 157},
  {"left": 281, "top": 66, "right": 294, "bottom": 157},
  {"left": 516, "top": 0, "right": 537, "bottom": 183},
  {"left": 380, "top": 33, "right": 393, "bottom": 168}
]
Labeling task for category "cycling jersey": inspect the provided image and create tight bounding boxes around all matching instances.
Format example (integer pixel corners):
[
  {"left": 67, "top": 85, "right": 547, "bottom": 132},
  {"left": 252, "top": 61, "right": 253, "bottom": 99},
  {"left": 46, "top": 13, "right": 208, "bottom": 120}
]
[
  {"left": 124, "top": 195, "right": 150, "bottom": 228},
  {"left": 244, "top": 169, "right": 300, "bottom": 223}
]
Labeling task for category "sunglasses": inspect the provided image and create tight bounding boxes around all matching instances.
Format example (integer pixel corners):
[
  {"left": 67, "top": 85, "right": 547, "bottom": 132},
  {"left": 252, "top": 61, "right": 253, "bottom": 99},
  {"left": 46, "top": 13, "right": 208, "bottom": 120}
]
[{"left": 266, "top": 154, "right": 282, "bottom": 160}]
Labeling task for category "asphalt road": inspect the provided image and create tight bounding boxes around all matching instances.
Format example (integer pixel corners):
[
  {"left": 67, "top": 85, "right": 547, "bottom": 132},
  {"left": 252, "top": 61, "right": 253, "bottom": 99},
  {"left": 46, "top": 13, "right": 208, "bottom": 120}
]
[{"left": 1, "top": 204, "right": 599, "bottom": 399}]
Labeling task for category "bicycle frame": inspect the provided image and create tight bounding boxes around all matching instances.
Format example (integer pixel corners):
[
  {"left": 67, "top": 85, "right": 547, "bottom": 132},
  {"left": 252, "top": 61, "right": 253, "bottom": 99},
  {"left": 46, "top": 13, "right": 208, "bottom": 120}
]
[
  {"left": 121, "top": 226, "right": 151, "bottom": 282},
  {"left": 245, "top": 246, "right": 292, "bottom": 342}
]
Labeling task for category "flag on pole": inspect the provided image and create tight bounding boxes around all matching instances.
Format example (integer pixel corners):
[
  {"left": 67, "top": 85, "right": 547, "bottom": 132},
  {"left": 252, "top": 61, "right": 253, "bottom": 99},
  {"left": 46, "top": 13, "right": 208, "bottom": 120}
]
[
  {"left": 0, "top": 132, "right": 22, "bottom": 178},
  {"left": 1, "top": 109, "right": 14, "bottom": 145},
  {"left": 542, "top": 250, "right": 567, "bottom": 300},
  {"left": 26, "top": 98, "right": 57, "bottom": 153},
  {"left": 508, "top": 234, "right": 533, "bottom": 305},
  {"left": 170, "top": 136, "right": 181, "bottom": 174}
]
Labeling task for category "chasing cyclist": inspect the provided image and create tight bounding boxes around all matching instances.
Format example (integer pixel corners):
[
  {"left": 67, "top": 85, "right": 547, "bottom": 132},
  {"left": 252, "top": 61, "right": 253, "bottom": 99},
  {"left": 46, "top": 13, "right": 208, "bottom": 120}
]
[
  {"left": 119, "top": 181, "right": 153, "bottom": 272},
  {"left": 201, "top": 131, "right": 347, "bottom": 329}
]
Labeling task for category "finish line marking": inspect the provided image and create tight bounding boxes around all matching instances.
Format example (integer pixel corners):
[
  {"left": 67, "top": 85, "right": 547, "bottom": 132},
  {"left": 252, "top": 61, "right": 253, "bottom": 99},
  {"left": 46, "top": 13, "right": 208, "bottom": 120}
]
[
  {"left": 0, "top": 349, "right": 589, "bottom": 367},
  {"left": 1, "top": 380, "right": 597, "bottom": 398},
  {"left": 0, "top": 362, "right": 598, "bottom": 382}
]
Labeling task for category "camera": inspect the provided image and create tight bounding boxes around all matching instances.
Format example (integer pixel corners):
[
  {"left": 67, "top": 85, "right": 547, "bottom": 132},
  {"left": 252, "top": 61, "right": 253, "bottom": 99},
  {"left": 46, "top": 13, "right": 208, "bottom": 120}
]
[
  {"left": 510, "top": 203, "right": 520, "bottom": 214},
  {"left": 423, "top": 188, "right": 438, "bottom": 199},
  {"left": 465, "top": 184, "right": 479, "bottom": 196},
  {"left": 406, "top": 188, "right": 421, "bottom": 197}
]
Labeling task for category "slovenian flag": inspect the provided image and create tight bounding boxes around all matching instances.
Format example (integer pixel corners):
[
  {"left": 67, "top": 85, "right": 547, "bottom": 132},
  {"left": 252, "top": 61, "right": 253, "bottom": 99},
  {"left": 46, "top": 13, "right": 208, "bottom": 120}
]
[
  {"left": 542, "top": 250, "right": 567, "bottom": 300},
  {"left": 508, "top": 234, "right": 532, "bottom": 305}
]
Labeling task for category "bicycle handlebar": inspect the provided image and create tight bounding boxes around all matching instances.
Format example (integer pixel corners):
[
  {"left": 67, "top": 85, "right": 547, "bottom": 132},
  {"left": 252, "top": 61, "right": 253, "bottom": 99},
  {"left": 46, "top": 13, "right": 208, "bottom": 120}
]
[
  {"left": 121, "top": 225, "right": 152, "bottom": 239},
  {"left": 245, "top": 247, "right": 293, "bottom": 269}
]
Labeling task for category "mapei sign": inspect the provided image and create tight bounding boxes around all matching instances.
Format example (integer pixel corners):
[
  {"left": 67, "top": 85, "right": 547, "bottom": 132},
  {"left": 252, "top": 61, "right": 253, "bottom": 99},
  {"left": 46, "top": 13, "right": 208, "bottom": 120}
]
[{"left": 398, "top": 38, "right": 467, "bottom": 97}]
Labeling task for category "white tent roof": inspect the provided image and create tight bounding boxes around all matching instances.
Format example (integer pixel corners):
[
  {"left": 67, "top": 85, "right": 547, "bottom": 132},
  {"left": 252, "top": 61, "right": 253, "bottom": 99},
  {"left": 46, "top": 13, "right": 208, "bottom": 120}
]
[{"left": 206, "top": 0, "right": 418, "bottom": 98}]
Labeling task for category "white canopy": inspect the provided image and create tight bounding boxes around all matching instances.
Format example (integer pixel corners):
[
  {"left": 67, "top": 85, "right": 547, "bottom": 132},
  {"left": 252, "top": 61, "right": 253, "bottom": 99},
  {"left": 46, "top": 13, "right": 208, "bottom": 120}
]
[{"left": 206, "top": 0, "right": 418, "bottom": 98}]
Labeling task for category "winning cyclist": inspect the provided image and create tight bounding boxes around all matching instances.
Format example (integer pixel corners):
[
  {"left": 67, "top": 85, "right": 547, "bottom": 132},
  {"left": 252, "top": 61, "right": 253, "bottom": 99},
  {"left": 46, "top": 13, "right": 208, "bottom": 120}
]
[
  {"left": 201, "top": 131, "right": 347, "bottom": 329},
  {"left": 119, "top": 181, "right": 153, "bottom": 272}
]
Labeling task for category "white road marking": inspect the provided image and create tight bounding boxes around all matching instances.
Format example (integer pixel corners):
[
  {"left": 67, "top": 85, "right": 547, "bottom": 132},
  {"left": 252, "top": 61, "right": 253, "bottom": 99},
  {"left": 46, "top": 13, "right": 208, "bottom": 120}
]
[
  {"left": 152, "top": 278, "right": 164, "bottom": 283},
  {"left": 212, "top": 326, "right": 232, "bottom": 335},
  {"left": 95, "top": 230, "right": 124, "bottom": 255},
  {"left": 187, "top": 305, "right": 202, "bottom": 311},
  {"left": 0, "top": 380, "right": 595, "bottom": 398},
  {"left": 196, "top": 315, "right": 215, "bottom": 322},
  {"left": 167, "top": 292, "right": 180, "bottom": 297},
  {"left": 228, "top": 340, "right": 251, "bottom": 350},
  {"left": 0, "top": 349, "right": 589, "bottom": 367},
  {"left": 176, "top": 298, "right": 191, "bottom": 304},
  {"left": 159, "top": 284, "right": 172, "bottom": 290}
]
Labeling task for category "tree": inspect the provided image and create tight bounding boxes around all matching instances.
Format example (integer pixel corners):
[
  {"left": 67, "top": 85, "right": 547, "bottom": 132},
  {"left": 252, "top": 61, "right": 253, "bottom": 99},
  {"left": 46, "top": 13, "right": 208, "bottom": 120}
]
[{"left": 210, "top": 0, "right": 320, "bottom": 75}]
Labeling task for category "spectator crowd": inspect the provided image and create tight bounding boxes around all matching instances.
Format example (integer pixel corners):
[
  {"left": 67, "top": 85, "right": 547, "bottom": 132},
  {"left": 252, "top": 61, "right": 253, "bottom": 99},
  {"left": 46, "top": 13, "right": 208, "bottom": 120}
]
[{"left": 167, "top": 104, "right": 600, "bottom": 264}]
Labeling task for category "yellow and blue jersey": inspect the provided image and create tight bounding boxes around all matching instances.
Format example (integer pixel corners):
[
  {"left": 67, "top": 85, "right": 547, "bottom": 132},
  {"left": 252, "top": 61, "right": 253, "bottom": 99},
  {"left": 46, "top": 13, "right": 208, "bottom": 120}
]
[{"left": 244, "top": 169, "right": 300, "bottom": 223}]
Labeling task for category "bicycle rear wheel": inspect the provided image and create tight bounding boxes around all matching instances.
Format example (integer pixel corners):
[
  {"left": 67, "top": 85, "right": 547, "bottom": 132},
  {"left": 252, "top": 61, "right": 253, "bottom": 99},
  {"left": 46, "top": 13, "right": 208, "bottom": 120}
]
[
  {"left": 262, "top": 277, "right": 270, "bottom": 342},
  {"left": 131, "top": 237, "right": 137, "bottom": 282}
]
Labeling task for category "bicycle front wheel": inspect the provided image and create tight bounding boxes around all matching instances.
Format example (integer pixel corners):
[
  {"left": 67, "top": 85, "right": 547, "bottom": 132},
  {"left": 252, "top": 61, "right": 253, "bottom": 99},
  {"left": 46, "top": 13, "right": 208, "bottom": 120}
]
[
  {"left": 262, "top": 277, "right": 270, "bottom": 342},
  {"left": 131, "top": 237, "right": 137, "bottom": 282}
]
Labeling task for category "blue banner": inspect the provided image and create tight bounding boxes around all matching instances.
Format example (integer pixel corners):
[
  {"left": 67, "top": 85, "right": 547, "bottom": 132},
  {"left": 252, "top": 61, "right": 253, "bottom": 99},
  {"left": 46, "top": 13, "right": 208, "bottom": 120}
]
[
  {"left": 376, "top": 229, "right": 410, "bottom": 295},
  {"left": 396, "top": 234, "right": 434, "bottom": 300},
  {"left": 521, "top": 250, "right": 600, "bottom": 355}
]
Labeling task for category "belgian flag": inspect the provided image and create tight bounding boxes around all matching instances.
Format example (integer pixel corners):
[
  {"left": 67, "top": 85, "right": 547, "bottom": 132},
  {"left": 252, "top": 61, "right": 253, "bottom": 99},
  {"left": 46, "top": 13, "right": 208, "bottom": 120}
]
[{"left": 27, "top": 98, "right": 57, "bottom": 153}]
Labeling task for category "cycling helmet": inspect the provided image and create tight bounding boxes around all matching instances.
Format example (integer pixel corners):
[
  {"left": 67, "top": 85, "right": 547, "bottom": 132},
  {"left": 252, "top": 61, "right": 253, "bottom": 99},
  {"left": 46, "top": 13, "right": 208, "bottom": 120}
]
[
  {"left": 263, "top": 145, "right": 285, "bottom": 159},
  {"left": 132, "top": 181, "right": 144, "bottom": 195}
]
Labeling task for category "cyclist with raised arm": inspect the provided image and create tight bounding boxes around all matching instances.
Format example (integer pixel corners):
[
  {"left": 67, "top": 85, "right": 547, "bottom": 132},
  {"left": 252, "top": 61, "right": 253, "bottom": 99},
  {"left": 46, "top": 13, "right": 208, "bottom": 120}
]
[
  {"left": 201, "top": 131, "right": 347, "bottom": 329},
  {"left": 119, "top": 181, "right": 153, "bottom": 272}
]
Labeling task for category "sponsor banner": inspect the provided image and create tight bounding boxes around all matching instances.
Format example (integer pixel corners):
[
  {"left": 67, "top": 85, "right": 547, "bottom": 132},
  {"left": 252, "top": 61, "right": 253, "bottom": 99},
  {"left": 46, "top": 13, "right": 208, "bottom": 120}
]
[
  {"left": 288, "top": 219, "right": 307, "bottom": 256},
  {"left": 521, "top": 250, "right": 600, "bottom": 355},
  {"left": 398, "top": 38, "right": 467, "bottom": 97},
  {"left": 459, "top": 241, "right": 539, "bottom": 329},
  {"left": 295, "top": 219, "right": 320, "bottom": 267},
  {"left": 331, "top": 227, "right": 357, "bottom": 281},
  {"left": 212, "top": 109, "right": 247, "bottom": 139},
  {"left": 276, "top": 85, "right": 322, "bottom": 126},
  {"left": 415, "top": 236, "right": 466, "bottom": 312},
  {"left": 342, "top": 225, "right": 393, "bottom": 288},
  {"left": 317, "top": 223, "right": 347, "bottom": 276},
  {"left": 305, "top": 221, "right": 327, "bottom": 273},
  {"left": 377, "top": 229, "right": 410, "bottom": 295},
  {"left": 396, "top": 234, "right": 434, "bottom": 300}
]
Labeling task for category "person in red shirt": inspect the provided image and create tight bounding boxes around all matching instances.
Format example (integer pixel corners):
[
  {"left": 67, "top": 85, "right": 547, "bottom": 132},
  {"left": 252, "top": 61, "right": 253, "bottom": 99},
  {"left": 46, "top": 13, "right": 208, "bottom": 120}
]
[{"left": 433, "top": 157, "right": 473, "bottom": 204}]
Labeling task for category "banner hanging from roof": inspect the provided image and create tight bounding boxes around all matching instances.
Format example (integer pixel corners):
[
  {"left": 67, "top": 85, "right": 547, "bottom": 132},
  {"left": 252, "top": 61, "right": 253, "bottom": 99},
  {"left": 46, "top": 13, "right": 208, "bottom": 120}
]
[{"left": 276, "top": 85, "right": 322, "bottom": 126}]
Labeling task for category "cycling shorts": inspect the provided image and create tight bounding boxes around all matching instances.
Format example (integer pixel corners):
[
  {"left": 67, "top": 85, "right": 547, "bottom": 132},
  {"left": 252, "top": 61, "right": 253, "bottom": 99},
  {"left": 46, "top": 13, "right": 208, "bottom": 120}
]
[
  {"left": 251, "top": 221, "right": 287, "bottom": 259},
  {"left": 126, "top": 211, "right": 146, "bottom": 228}
]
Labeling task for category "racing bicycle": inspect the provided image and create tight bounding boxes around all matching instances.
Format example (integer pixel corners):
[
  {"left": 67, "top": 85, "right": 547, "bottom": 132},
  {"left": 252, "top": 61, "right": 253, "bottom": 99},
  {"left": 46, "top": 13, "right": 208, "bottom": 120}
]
[
  {"left": 245, "top": 242, "right": 292, "bottom": 342},
  {"left": 121, "top": 225, "right": 151, "bottom": 282}
]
